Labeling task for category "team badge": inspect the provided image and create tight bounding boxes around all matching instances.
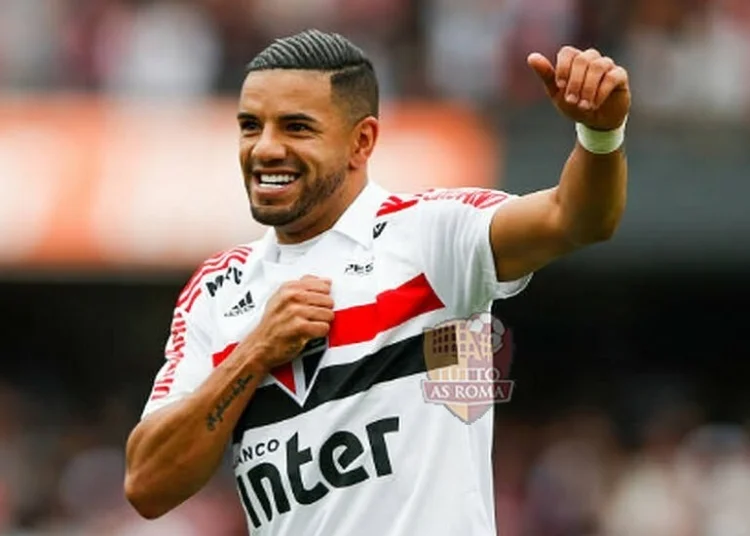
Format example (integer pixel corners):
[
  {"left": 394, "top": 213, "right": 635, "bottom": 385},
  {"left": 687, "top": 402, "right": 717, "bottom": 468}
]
[{"left": 422, "top": 313, "right": 514, "bottom": 423}]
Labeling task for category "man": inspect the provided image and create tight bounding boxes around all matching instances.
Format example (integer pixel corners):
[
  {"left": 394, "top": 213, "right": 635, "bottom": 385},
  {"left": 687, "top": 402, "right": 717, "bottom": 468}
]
[{"left": 124, "top": 29, "right": 629, "bottom": 535}]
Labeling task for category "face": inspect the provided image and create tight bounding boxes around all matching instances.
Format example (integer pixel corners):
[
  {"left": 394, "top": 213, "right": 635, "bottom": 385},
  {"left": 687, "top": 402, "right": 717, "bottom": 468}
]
[{"left": 237, "top": 70, "right": 374, "bottom": 239}]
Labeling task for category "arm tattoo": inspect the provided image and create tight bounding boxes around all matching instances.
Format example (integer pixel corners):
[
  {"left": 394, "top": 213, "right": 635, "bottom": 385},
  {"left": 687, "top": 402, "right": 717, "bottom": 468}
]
[{"left": 206, "top": 374, "right": 254, "bottom": 432}]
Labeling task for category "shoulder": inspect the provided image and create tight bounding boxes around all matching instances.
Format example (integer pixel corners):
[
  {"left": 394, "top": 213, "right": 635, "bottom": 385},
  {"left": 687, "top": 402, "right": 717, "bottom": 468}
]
[
  {"left": 174, "top": 243, "right": 257, "bottom": 315},
  {"left": 375, "top": 187, "right": 515, "bottom": 220},
  {"left": 417, "top": 187, "right": 514, "bottom": 211}
]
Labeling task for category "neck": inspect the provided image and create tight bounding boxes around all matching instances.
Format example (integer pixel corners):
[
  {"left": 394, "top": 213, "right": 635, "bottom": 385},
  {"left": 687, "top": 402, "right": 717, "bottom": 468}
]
[{"left": 275, "top": 175, "right": 367, "bottom": 244}]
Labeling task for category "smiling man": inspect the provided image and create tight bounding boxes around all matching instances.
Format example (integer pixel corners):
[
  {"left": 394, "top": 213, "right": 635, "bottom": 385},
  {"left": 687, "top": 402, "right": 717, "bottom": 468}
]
[{"left": 124, "top": 29, "right": 629, "bottom": 536}]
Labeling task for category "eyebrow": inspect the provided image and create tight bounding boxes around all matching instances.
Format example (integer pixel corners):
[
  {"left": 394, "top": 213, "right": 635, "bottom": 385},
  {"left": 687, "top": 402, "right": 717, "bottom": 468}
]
[
  {"left": 280, "top": 113, "right": 318, "bottom": 124},
  {"left": 236, "top": 112, "right": 319, "bottom": 124}
]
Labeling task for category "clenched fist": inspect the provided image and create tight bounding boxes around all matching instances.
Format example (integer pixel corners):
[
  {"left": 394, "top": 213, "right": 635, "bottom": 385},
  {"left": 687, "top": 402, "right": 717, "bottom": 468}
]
[
  {"left": 528, "top": 46, "right": 630, "bottom": 131},
  {"left": 248, "top": 275, "right": 334, "bottom": 373}
]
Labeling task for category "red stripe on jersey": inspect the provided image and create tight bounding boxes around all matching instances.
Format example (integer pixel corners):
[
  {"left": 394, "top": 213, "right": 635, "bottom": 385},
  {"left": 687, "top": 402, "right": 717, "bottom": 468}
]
[
  {"left": 211, "top": 346, "right": 298, "bottom": 395},
  {"left": 271, "top": 362, "right": 296, "bottom": 394},
  {"left": 212, "top": 345, "right": 298, "bottom": 393},
  {"left": 375, "top": 195, "right": 420, "bottom": 217},
  {"left": 149, "top": 388, "right": 170, "bottom": 400},
  {"left": 212, "top": 342, "right": 239, "bottom": 368},
  {"left": 419, "top": 188, "right": 509, "bottom": 209},
  {"left": 149, "top": 244, "right": 250, "bottom": 403},
  {"left": 328, "top": 273, "right": 444, "bottom": 347},
  {"left": 153, "top": 378, "right": 175, "bottom": 386},
  {"left": 177, "top": 252, "right": 249, "bottom": 307},
  {"left": 183, "top": 287, "right": 202, "bottom": 313},
  {"left": 182, "top": 246, "right": 250, "bottom": 293},
  {"left": 210, "top": 274, "right": 444, "bottom": 373},
  {"left": 176, "top": 246, "right": 252, "bottom": 308}
]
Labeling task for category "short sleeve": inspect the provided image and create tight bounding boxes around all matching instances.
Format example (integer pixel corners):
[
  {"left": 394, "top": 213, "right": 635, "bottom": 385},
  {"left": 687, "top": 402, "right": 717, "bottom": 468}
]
[
  {"left": 140, "top": 283, "right": 214, "bottom": 419},
  {"left": 416, "top": 188, "right": 532, "bottom": 316}
]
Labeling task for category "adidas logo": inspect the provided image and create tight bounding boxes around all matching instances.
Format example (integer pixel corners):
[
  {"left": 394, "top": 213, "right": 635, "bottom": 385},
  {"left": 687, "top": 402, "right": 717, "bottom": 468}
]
[{"left": 224, "top": 290, "right": 255, "bottom": 317}]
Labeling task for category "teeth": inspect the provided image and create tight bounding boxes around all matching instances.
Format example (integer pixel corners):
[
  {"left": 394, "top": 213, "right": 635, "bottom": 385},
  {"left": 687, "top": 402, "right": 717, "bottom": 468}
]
[{"left": 259, "top": 174, "right": 296, "bottom": 184}]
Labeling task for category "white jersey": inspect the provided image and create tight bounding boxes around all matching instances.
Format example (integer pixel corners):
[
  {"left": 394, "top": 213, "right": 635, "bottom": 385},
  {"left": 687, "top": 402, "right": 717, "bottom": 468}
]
[{"left": 141, "top": 182, "right": 531, "bottom": 536}]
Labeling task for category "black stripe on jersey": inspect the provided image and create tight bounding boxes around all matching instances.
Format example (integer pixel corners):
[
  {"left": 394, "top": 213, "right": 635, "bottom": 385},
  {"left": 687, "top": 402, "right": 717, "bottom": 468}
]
[{"left": 233, "top": 334, "right": 425, "bottom": 441}]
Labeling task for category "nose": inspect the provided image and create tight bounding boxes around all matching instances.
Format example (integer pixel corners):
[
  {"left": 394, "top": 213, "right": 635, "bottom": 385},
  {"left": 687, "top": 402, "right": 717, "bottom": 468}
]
[{"left": 251, "top": 125, "right": 287, "bottom": 163}]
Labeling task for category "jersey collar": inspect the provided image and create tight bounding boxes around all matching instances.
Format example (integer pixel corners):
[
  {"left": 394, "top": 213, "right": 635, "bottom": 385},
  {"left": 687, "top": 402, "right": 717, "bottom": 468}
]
[
  {"left": 329, "top": 181, "right": 389, "bottom": 248},
  {"left": 257, "top": 181, "right": 388, "bottom": 260}
]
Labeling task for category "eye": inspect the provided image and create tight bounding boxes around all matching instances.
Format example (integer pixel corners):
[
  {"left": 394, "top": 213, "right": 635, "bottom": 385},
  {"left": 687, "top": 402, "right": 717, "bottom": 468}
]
[
  {"left": 287, "top": 122, "right": 312, "bottom": 133},
  {"left": 239, "top": 119, "right": 260, "bottom": 133}
]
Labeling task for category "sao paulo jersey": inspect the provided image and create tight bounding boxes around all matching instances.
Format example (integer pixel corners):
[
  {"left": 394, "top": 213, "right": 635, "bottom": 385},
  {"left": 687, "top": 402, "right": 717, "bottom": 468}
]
[{"left": 141, "top": 182, "right": 532, "bottom": 536}]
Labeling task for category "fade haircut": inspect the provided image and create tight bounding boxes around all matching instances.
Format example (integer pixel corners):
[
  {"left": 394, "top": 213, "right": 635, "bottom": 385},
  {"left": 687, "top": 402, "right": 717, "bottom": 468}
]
[{"left": 246, "top": 29, "right": 379, "bottom": 122}]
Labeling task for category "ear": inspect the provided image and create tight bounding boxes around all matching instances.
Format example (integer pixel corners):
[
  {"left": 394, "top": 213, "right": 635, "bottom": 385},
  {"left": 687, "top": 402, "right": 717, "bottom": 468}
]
[{"left": 349, "top": 117, "right": 379, "bottom": 171}]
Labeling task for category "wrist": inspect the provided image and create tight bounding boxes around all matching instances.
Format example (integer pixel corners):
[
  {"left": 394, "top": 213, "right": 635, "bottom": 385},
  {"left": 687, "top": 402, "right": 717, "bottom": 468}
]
[
  {"left": 236, "top": 337, "right": 273, "bottom": 378},
  {"left": 575, "top": 116, "right": 628, "bottom": 154}
]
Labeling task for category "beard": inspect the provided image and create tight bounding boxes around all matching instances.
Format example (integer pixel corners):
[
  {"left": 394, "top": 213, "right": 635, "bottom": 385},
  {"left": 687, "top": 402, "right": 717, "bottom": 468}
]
[{"left": 248, "top": 166, "right": 347, "bottom": 228}]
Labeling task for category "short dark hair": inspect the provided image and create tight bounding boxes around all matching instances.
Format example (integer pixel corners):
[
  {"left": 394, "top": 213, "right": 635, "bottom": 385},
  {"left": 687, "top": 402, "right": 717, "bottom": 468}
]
[{"left": 246, "top": 29, "right": 379, "bottom": 121}]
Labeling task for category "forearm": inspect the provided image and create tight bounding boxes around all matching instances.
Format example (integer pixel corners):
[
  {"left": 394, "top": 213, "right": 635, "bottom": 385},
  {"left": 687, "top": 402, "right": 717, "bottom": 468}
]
[
  {"left": 555, "top": 142, "right": 627, "bottom": 245},
  {"left": 125, "top": 340, "right": 269, "bottom": 519}
]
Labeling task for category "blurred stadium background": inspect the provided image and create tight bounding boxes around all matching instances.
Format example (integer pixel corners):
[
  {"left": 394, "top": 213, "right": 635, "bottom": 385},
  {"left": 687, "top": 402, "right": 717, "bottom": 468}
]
[{"left": 1, "top": 0, "right": 749, "bottom": 534}]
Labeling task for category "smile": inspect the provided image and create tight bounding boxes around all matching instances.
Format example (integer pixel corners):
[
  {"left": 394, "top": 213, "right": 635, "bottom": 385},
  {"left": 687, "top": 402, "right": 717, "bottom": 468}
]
[
  {"left": 253, "top": 171, "right": 300, "bottom": 186},
  {"left": 252, "top": 172, "right": 301, "bottom": 194}
]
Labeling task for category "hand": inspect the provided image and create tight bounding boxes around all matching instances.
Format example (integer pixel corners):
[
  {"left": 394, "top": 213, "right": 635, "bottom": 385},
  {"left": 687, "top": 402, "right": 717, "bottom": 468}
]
[
  {"left": 528, "top": 46, "right": 630, "bottom": 131},
  {"left": 246, "top": 275, "right": 334, "bottom": 372}
]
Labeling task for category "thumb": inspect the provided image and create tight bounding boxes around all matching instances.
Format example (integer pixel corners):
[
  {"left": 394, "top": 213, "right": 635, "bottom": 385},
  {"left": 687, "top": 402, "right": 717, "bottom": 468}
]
[{"left": 527, "top": 53, "right": 558, "bottom": 97}]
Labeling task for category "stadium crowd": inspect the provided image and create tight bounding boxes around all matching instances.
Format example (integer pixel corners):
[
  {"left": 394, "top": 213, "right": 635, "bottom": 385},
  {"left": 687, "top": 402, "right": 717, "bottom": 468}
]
[
  {"left": 1, "top": 0, "right": 748, "bottom": 118},
  {"left": 1, "top": 0, "right": 750, "bottom": 535}
]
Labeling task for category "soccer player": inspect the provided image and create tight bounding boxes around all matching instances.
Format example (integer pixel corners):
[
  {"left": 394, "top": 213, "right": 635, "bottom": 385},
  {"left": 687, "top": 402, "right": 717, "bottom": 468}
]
[{"left": 124, "top": 30, "right": 629, "bottom": 535}]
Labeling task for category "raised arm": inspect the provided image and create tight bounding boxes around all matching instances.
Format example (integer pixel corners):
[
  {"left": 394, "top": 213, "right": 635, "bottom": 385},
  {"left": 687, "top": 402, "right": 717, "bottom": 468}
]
[
  {"left": 490, "top": 47, "right": 630, "bottom": 282},
  {"left": 124, "top": 276, "right": 334, "bottom": 519}
]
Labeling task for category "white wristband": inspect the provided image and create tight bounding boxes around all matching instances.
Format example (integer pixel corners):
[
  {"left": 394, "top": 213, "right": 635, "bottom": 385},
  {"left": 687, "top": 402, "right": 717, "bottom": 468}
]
[{"left": 575, "top": 116, "right": 628, "bottom": 154}]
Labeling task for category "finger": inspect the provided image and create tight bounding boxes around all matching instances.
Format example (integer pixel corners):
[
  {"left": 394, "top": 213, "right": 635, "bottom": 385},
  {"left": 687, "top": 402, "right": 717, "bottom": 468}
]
[
  {"left": 564, "top": 48, "right": 601, "bottom": 105},
  {"left": 302, "top": 320, "right": 332, "bottom": 340},
  {"left": 275, "top": 282, "right": 330, "bottom": 309},
  {"left": 593, "top": 66, "right": 629, "bottom": 109},
  {"left": 288, "top": 302, "right": 334, "bottom": 326},
  {"left": 526, "top": 52, "right": 557, "bottom": 97},
  {"left": 299, "top": 277, "right": 332, "bottom": 294},
  {"left": 555, "top": 46, "right": 582, "bottom": 90},
  {"left": 578, "top": 57, "right": 614, "bottom": 110},
  {"left": 302, "top": 306, "right": 335, "bottom": 324},
  {"left": 300, "top": 291, "right": 334, "bottom": 309}
]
